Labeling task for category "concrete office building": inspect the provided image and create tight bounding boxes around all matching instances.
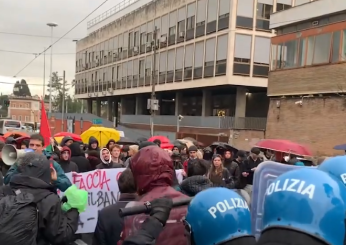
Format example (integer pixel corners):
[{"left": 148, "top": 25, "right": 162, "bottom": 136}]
[
  {"left": 266, "top": 0, "right": 346, "bottom": 155},
  {"left": 74, "top": 0, "right": 300, "bottom": 146}
]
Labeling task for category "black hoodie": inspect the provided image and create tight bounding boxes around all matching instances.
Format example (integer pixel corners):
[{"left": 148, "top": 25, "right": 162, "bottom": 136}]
[
  {"left": 58, "top": 146, "right": 79, "bottom": 173},
  {"left": 0, "top": 156, "right": 79, "bottom": 245},
  {"left": 69, "top": 142, "right": 92, "bottom": 173},
  {"left": 88, "top": 136, "right": 100, "bottom": 151}
]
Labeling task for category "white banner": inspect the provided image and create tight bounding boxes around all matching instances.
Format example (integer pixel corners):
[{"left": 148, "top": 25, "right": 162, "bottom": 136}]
[{"left": 59, "top": 168, "right": 184, "bottom": 233}]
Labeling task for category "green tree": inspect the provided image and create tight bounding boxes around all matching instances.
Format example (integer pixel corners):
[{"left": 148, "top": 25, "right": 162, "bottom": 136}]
[
  {"left": 47, "top": 72, "right": 68, "bottom": 112},
  {"left": 0, "top": 94, "right": 9, "bottom": 117},
  {"left": 47, "top": 72, "right": 83, "bottom": 113}
]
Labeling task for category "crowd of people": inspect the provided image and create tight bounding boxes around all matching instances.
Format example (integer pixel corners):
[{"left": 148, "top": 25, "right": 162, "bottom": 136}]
[{"left": 0, "top": 132, "right": 346, "bottom": 245}]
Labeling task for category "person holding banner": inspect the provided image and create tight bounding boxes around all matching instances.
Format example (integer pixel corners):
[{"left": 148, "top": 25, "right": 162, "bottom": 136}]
[{"left": 4, "top": 134, "right": 72, "bottom": 192}]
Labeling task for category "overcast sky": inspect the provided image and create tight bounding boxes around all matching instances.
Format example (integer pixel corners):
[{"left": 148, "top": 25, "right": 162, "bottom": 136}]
[{"left": 0, "top": 0, "right": 120, "bottom": 96}]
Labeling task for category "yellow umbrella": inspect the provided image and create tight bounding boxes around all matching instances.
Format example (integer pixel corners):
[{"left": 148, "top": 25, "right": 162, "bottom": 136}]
[
  {"left": 54, "top": 136, "right": 64, "bottom": 145},
  {"left": 81, "top": 126, "right": 121, "bottom": 147}
]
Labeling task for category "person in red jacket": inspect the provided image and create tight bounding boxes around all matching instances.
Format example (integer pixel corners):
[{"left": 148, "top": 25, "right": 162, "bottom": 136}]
[{"left": 121, "top": 145, "right": 188, "bottom": 245}]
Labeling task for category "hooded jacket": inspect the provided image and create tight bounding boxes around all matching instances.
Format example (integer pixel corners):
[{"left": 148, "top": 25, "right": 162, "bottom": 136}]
[
  {"left": 0, "top": 157, "right": 79, "bottom": 245},
  {"left": 58, "top": 146, "right": 79, "bottom": 173},
  {"left": 69, "top": 142, "right": 91, "bottom": 173},
  {"left": 88, "top": 136, "right": 99, "bottom": 151},
  {"left": 60, "top": 136, "right": 74, "bottom": 147},
  {"left": 4, "top": 155, "right": 71, "bottom": 192},
  {"left": 121, "top": 146, "right": 188, "bottom": 245},
  {"left": 96, "top": 148, "right": 124, "bottom": 169}
]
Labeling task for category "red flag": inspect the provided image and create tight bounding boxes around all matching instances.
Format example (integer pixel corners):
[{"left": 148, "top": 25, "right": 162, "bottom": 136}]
[{"left": 40, "top": 99, "right": 51, "bottom": 148}]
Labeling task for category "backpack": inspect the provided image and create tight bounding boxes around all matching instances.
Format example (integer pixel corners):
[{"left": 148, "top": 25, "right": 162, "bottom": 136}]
[{"left": 0, "top": 187, "right": 51, "bottom": 245}]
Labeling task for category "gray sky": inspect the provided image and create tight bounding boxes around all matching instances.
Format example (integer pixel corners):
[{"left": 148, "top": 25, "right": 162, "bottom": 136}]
[{"left": 0, "top": 0, "right": 120, "bottom": 96}]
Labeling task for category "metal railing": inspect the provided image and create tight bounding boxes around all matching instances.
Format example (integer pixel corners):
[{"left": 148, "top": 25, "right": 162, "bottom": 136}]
[
  {"left": 87, "top": 0, "right": 140, "bottom": 29},
  {"left": 120, "top": 115, "right": 267, "bottom": 130}
]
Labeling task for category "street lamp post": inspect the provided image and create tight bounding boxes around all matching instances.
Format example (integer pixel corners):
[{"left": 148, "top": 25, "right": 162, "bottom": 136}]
[{"left": 47, "top": 22, "right": 58, "bottom": 114}]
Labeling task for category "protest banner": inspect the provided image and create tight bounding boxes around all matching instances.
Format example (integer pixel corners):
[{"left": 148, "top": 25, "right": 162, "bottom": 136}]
[{"left": 60, "top": 168, "right": 184, "bottom": 233}]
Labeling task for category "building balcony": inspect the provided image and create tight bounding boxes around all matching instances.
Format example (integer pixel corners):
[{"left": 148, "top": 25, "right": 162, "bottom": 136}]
[{"left": 120, "top": 114, "right": 267, "bottom": 130}]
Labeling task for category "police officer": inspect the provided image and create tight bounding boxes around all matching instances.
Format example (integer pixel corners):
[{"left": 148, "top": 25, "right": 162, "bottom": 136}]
[
  {"left": 318, "top": 155, "right": 346, "bottom": 186},
  {"left": 257, "top": 167, "right": 346, "bottom": 245},
  {"left": 185, "top": 188, "right": 256, "bottom": 245}
]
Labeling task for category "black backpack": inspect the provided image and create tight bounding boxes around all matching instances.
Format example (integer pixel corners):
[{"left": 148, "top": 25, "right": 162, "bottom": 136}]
[{"left": 0, "top": 187, "right": 51, "bottom": 245}]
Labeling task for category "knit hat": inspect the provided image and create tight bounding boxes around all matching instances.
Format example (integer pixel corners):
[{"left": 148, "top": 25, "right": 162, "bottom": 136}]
[{"left": 188, "top": 145, "right": 198, "bottom": 152}]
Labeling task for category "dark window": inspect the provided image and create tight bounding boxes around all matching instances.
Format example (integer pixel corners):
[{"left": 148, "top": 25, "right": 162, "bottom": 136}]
[
  {"left": 196, "top": 21, "right": 205, "bottom": 37},
  {"left": 140, "top": 32, "right": 146, "bottom": 54},
  {"left": 253, "top": 64, "right": 269, "bottom": 77},
  {"left": 276, "top": 3, "right": 291, "bottom": 12},
  {"left": 168, "top": 27, "right": 176, "bottom": 45},
  {"left": 218, "top": 13, "right": 229, "bottom": 30},
  {"left": 256, "top": 3, "right": 272, "bottom": 31},
  {"left": 186, "top": 16, "right": 195, "bottom": 40},
  {"left": 236, "top": 16, "right": 253, "bottom": 29},
  {"left": 177, "top": 21, "right": 185, "bottom": 43},
  {"left": 233, "top": 58, "right": 250, "bottom": 76}
]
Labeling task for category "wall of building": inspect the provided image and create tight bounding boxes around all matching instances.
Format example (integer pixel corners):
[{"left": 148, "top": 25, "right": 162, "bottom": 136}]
[
  {"left": 266, "top": 97, "right": 346, "bottom": 156},
  {"left": 74, "top": 0, "right": 278, "bottom": 99},
  {"left": 8, "top": 99, "right": 43, "bottom": 122},
  {"left": 268, "top": 63, "right": 346, "bottom": 96}
]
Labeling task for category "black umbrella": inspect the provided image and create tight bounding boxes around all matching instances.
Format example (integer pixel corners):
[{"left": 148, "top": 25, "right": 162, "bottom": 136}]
[
  {"left": 117, "top": 137, "right": 137, "bottom": 145},
  {"left": 209, "top": 142, "right": 238, "bottom": 155}
]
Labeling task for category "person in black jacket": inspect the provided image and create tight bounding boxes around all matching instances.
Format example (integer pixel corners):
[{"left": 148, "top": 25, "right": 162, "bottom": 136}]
[
  {"left": 69, "top": 142, "right": 92, "bottom": 173},
  {"left": 93, "top": 168, "right": 138, "bottom": 245},
  {"left": 242, "top": 147, "right": 262, "bottom": 198},
  {"left": 123, "top": 197, "right": 173, "bottom": 245},
  {"left": 0, "top": 152, "right": 79, "bottom": 244},
  {"left": 58, "top": 146, "right": 79, "bottom": 173}
]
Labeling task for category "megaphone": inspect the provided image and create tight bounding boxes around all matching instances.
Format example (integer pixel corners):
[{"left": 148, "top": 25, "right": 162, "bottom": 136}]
[{"left": 2, "top": 144, "right": 34, "bottom": 166}]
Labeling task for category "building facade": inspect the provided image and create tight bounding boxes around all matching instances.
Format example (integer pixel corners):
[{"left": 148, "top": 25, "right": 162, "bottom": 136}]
[
  {"left": 74, "top": 0, "right": 306, "bottom": 146},
  {"left": 267, "top": 0, "right": 346, "bottom": 155},
  {"left": 8, "top": 95, "right": 48, "bottom": 123}
]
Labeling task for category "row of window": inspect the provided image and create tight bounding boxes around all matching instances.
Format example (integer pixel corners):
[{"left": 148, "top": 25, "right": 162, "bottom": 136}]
[
  {"left": 75, "top": 35, "right": 228, "bottom": 94},
  {"left": 9, "top": 103, "right": 30, "bottom": 108},
  {"left": 75, "top": 33, "right": 271, "bottom": 94},
  {"left": 235, "top": 0, "right": 292, "bottom": 32},
  {"left": 76, "top": 0, "right": 230, "bottom": 72},
  {"left": 271, "top": 30, "right": 346, "bottom": 70},
  {"left": 11, "top": 115, "right": 30, "bottom": 121}
]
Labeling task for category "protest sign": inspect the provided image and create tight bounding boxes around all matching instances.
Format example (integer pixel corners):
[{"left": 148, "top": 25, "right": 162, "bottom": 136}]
[{"left": 60, "top": 168, "right": 183, "bottom": 233}]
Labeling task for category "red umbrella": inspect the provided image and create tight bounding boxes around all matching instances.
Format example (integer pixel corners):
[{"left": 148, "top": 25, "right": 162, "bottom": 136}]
[
  {"left": 256, "top": 139, "right": 312, "bottom": 156},
  {"left": 54, "top": 132, "right": 82, "bottom": 142},
  {"left": 15, "top": 136, "right": 30, "bottom": 148},
  {"left": 161, "top": 143, "right": 174, "bottom": 150},
  {"left": 148, "top": 136, "right": 170, "bottom": 144}
]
